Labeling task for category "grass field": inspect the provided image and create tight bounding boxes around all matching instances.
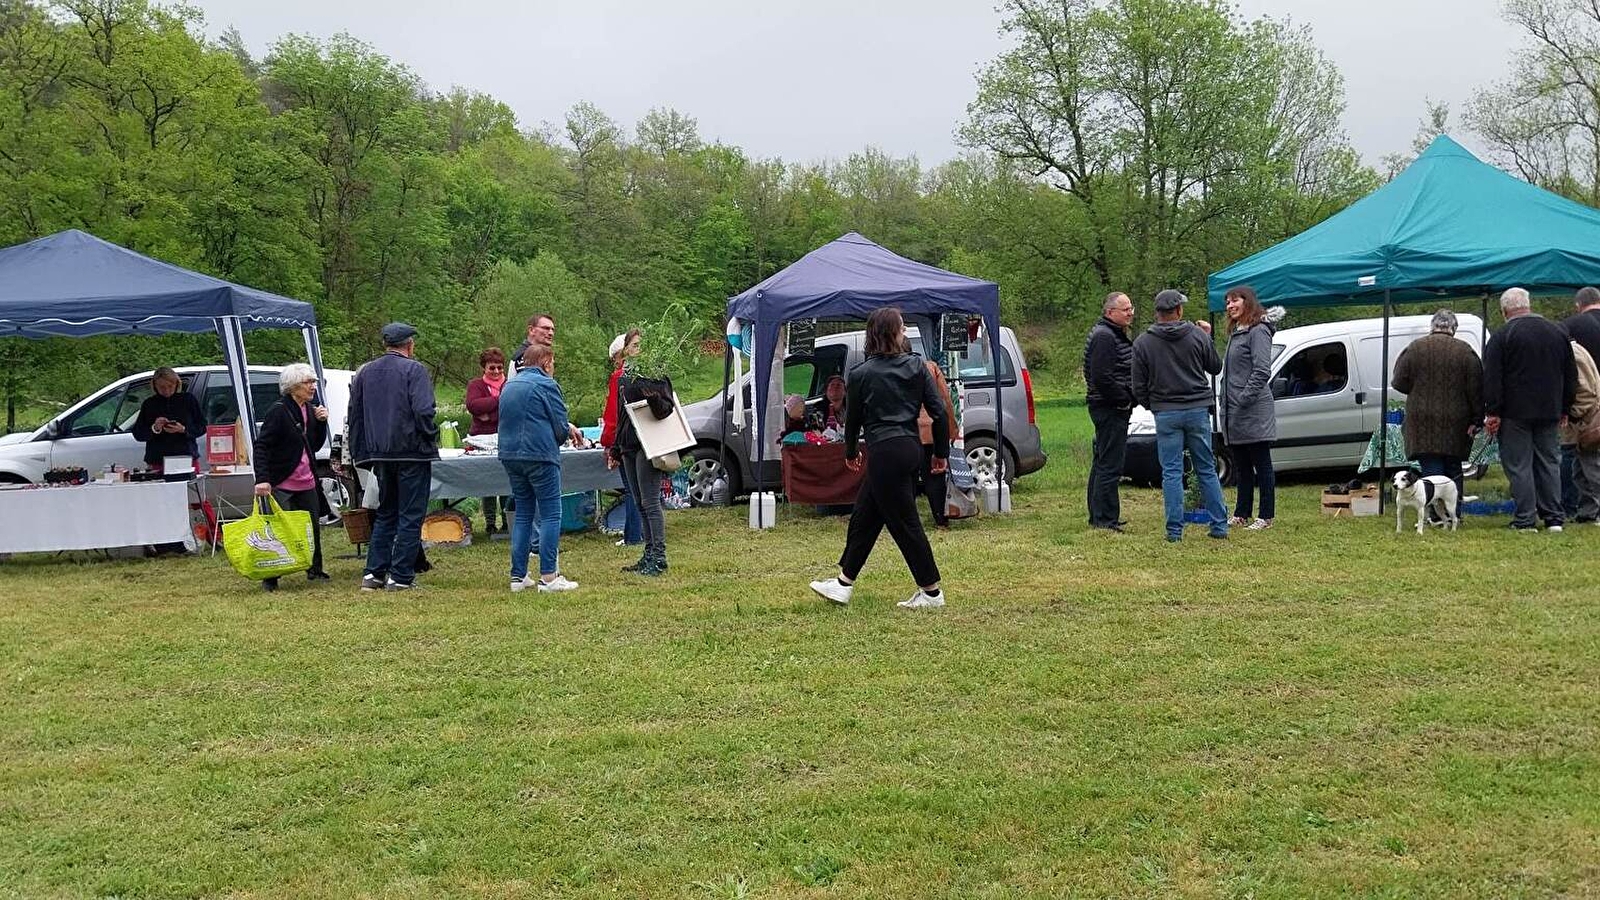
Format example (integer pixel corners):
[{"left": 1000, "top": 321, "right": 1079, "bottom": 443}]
[{"left": 2, "top": 391, "right": 1599, "bottom": 898}]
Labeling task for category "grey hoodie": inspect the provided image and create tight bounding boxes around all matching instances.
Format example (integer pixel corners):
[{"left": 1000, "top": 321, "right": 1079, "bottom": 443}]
[{"left": 1131, "top": 320, "right": 1221, "bottom": 412}]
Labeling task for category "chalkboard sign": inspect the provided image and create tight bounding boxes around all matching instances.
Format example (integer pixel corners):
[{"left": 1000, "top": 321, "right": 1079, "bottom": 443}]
[
  {"left": 788, "top": 319, "right": 816, "bottom": 355},
  {"left": 941, "top": 314, "right": 970, "bottom": 352}
]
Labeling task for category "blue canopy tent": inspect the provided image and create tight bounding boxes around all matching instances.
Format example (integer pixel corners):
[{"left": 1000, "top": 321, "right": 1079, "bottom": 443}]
[
  {"left": 0, "top": 229, "right": 325, "bottom": 442},
  {"left": 1207, "top": 134, "right": 1600, "bottom": 508},
  {"left": 725, "top": 232, "right": 1004, "bottom": 522}
]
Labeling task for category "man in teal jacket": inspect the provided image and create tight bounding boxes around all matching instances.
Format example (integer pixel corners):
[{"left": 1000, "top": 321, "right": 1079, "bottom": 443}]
[{"left": 497, "top": 342, "right": 578, "bottom": 593}]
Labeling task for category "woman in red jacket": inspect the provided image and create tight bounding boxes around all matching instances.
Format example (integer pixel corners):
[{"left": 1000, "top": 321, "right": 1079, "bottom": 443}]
[
  {"left": 600, "top": 330, "right": 644, "bottom": 548},
  {"left": 465, "top": 347, "right": 508, "bottom": 534}
]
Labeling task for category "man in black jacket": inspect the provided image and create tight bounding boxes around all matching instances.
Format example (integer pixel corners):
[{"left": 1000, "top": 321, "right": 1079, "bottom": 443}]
[
  {"left": 1485, "top": 288, "right": 1577, "bottom": 532},
  {"left": 1560, "top": 286, "right": 1600, "bottom": 517},
  {"left": 1132, "top": 289, "right": 1225, "bottom": 542},
  {"left": 1084, "top": 291, "right": 1135, "bottom": 531},
  {"left": 348, "top": 322, "right": 439, "bottom": 590}
]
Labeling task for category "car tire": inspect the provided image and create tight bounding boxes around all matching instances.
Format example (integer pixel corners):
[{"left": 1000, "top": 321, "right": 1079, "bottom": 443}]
[
  {"left": 685, "top": 445, "right": 740, "bottom": 507},
  {"left": 965, "top": 436, "right": 1016, "bottom": 488},
  {"left": 1213, "top": 445, "right": 1236, "bottom": 487}
]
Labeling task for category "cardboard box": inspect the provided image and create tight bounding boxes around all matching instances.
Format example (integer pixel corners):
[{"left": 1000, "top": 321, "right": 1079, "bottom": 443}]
[{"left": 1321, "top": 485, "right": 1380, "bottom": 517}]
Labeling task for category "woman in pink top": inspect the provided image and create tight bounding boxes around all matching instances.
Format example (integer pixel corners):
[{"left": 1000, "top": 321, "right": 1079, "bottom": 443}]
[
  {"left": 252, "top": 363, "right": 331, "bottom": 591},
  {"left": 465, "top": 347, "right": 508, "bottom": 533}
]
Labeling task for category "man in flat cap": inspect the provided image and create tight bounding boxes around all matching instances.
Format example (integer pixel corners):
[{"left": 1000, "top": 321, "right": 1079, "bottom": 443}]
[
  {"left": 1131, "top": 289, "right": 1227, "bottom": 542},
  {"left": 348, "top": 322, "right": 439, "bottom": 591}
]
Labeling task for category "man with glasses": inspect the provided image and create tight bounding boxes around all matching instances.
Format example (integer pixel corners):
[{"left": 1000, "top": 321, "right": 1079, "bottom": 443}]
[
  {"left": 512, "top": 313, "right": 556, "bottom": 373},
  {"left": 1084, "top": 292, "right": 1135, "bottom": 531}
]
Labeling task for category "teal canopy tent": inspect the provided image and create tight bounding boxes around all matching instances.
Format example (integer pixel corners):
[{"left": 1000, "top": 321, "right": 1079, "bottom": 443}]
[
  {"left": 1207, "top": 135, "right": 1600, "bottom": 311},
  {"left": 1205, "top": 135, "right": 1600, "bottom": 511}
]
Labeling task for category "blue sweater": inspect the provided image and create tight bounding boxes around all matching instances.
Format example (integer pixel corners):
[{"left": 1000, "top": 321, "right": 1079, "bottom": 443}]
[{"left": 497, "top": 366, "right": 569, "bottom": 463}]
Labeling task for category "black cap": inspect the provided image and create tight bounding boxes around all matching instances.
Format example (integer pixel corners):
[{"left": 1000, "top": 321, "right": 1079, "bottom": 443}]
[
  {"left": 1153, "top": 289, "right": 1187, "bottom": 312},
  {"left": 381, "top": 322, "right": 418, "bottom": 346}
]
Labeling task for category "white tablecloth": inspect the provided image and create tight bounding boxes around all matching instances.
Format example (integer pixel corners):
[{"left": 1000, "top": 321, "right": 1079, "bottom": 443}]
[{"left": 0, "top": 481, "right": 196, "bottom": 554}]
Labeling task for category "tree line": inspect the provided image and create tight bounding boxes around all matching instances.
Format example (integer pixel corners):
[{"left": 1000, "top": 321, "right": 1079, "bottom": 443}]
[{"left": 2, "top": 0, "right": 1593, "bottom": 428}]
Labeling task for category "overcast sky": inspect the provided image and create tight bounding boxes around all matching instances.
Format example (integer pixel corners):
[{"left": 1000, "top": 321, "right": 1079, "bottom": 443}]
[{"left": 193, "top": 0, "right": 1522, "bottom": 169}]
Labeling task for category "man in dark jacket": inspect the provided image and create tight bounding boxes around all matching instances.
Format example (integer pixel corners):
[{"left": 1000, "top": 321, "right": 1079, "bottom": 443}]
[
  {"left": 1083, "top": 291, "right": 1135, "bottom": 531},
  {"left": 1485, "top": 288, "right": 1577, "bottom": 532},
  {"left": 1391, "top": 309, "right": 1482, "bottom": 500},
  {"left": 510, "top": 312, "right": 555, "bottom": 374},
  {"left": 348, "top": 322, "right": 439, "bottom": 590},
  {"left": 1131, "top": 289, "right": 1225, "bottom": 542},
  {"left": 1560, "top": 286, "right": 1600, "bottom": 516}
]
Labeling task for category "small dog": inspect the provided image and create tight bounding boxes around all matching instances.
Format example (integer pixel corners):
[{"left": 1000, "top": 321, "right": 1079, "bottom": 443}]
[{"left": 1392, "top": 470, "right": 1460, "bottom": 535}]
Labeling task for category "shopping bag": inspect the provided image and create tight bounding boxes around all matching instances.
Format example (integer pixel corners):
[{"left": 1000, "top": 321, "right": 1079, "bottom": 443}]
[{"left": 222, "top": 496, "right": 314, "bottom": 580}]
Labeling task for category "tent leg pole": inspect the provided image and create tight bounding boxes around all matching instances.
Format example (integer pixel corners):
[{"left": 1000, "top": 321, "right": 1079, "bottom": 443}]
[
  {"left": 719, "top": 340, "right": 732, "bottom": 505},
  {"left": 1379, "top": 292, "right": 1392, "bottom": 514},
  {"left": 1481, "top": 292, "right": 1490, "bottom": 353}
]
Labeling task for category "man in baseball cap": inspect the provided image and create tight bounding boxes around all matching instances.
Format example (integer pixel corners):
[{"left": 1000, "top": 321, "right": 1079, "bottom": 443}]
[
  {"left": 1131, "top": 289, "right": 1226, "bottom": 542},
  {"left": 348, "top": 321, "right": 438, "bottom": 591}
]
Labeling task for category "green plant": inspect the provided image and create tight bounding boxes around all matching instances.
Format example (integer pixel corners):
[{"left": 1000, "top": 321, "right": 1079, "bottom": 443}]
[{"left": 628, "top": 302, "right": 705, "bottom": 383}]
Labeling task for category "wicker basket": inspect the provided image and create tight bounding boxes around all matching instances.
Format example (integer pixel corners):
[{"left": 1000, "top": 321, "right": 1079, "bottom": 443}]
[{"left": 342, "top": 508, "right": 373, "bottom": 544}]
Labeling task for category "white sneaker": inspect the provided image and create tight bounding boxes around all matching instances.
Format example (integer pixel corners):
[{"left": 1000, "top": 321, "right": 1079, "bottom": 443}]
[
  {"left": 537, "top": 574, "right": 579, "bottom": 592},
  {"left": 898, "top": 590, "right": 946, "bottom": 610},
  {"left": 810, "top": 577, "right": 853, "bottom": 605},
  {"left": 615, "top": 538, "right": 627, "bottom": 547},
  {"left": 1548, "top": 524, "right": 1564, "bottom": 534},
  {"left": 509, "top": 576, "right": 537, "bottom": 593}
]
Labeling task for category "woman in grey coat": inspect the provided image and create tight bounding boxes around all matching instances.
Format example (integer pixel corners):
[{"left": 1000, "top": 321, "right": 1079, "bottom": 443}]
[{"left": 1222, "top": 285, "right": 1278, "bottom": 529}]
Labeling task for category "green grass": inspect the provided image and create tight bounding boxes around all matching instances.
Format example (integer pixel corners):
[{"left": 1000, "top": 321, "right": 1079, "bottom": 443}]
[{"left": 2, "top": 399, "right": 1599, "bottom": 898}]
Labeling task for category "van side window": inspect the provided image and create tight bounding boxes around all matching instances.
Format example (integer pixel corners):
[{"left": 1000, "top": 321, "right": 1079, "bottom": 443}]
[
  {"left": 1275, "top": 342, "right": 1348, "bottom": 399},
  {"left": 65, "top": 375, "right": 195, "bottom": 437},
  {"left": 201, "top": 375, "right": 282, "bottom": 425},
  {"left": 958, "top": 336, "right": 1017, "bottom": 384}
]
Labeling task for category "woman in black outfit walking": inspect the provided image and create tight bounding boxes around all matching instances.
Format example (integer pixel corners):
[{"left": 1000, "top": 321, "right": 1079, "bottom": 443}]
[{"left": 810, "top": 307, "right": 950, "bottom": 610}]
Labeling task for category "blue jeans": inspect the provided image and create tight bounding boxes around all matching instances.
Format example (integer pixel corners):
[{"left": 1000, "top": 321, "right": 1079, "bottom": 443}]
[
  {"left": 1155, "top": 408, "right": 1227, "bottom": 539},
  {"left": 503, "top": 458, "right": 562, "bottom": 579},
  {"left": 365, "top": 460, "right": 432, "bottom": 584}
]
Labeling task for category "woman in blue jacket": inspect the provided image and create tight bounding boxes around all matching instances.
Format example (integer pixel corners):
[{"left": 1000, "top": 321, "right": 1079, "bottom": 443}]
[{"left": 498, "top": 343, "right": 578, "bottom": 593}]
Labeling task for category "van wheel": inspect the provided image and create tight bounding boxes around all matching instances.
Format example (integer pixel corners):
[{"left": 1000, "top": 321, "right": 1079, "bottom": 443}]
[
  {"left": 1214, "top": 446, "right": 1236, "bottom": 487},
  {"left": 965, "top": 437, "right": 1016, "bottom": 488},
  {"left": 685, "top": 445, "right": 740, "bottom": 507}
]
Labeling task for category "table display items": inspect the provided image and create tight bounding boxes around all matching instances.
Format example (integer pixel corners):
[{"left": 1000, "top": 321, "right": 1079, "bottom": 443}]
[{"left": 43, "top": 467, "right": 89, "bottom": 485}]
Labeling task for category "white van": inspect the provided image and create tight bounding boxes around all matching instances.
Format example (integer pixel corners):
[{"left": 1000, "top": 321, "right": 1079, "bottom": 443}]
[{"left": 1121, "top": 314, "right": 1485, "bottom": 485}]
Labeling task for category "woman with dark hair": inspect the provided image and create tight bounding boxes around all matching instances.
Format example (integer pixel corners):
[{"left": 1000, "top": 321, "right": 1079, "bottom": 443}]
[
  {"left": 810, "top": 307, "right": 950, "bottom": 610},
  {"left": 465, "top": 347, "right": 509, "bottom": 534},
  {"left": 1221, "top": 285, "right": 1278, "bottom": 530},
  {"left": 252, "top": 363, "right": 330, "bottom": 590},
  {"left": 600, "top": 330, "right": 644, "bottom": 548}
]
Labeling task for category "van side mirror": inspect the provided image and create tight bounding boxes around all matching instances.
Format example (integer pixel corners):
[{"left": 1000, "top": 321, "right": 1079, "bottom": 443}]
[{"left": 42, "top": 420, "right": 59, "bottom": 440}]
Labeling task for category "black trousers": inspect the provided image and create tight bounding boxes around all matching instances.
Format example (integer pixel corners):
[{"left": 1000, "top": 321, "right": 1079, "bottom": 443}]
[
  {"left": 1231, "top": 441, "right": 1276, "bottom": 520},
  {"left": 838, "top": 436, "right": 941, "bottom": 586},
  {"left": 266, "top": 486, "right": 323, "bottom": 583},
  {"left": 917, "top": 444, "right": 949, "bottom": 526},
  {"left": 1087, "top": 405, "right": 1130, "bottom": 526}
]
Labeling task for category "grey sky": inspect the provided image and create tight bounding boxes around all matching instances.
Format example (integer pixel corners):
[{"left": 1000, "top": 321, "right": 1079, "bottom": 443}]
[{"left": 195, "top": 0, "right": 1522, "bottom": 169}]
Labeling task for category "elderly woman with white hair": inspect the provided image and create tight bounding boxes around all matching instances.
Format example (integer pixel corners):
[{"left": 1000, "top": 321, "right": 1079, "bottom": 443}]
[
  {"left": 1392, "top": 309, "right": 1484, "bottom": 500},
  {"left": 251, "top": 362, "right": 331, "bottom": 590}
]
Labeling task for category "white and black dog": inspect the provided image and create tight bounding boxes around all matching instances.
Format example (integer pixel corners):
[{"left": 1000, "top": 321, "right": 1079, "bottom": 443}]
[{"left": 1392, "top": 470, "right": 1460, "bottom": 535}]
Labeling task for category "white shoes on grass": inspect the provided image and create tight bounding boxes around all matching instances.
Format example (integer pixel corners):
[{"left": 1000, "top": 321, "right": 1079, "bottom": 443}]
[
  {"left": 809, "top": 577, "right": 945, "bottom": 610},
  {"left": 510, "top": 574, "right": 579, "bottom": 593},
  {"left": 810, "top": 577, "right": 853, "bottom": 605}
]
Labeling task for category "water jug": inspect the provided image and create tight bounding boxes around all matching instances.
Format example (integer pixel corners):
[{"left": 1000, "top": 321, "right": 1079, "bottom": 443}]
[{"left": 748, "top": 491, "right": 777, "bottom": 529}]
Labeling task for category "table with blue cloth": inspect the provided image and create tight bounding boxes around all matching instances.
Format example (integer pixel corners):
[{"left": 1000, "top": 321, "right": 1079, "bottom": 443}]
[
  {"left": 428, "top": 448, "right": 620, "bottom": 501},
  {"left": 1357, "top": 424, "right": 1499, "bottom": 473}
]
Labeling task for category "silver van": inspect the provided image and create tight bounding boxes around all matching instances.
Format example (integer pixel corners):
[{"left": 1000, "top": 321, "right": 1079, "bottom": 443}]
[
  {"left": 0, "top": 365, "right": 352, "bottom": 510},
  {"left": 1122, "top": 314, "right": 1485, "bottom": 484},
  {"left": 677, "top": 326, "right": 1047, "bottom": 505}
]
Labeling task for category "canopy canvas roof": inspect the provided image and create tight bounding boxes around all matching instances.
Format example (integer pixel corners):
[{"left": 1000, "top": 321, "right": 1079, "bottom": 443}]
[
  {"left": 0, "top": 229, "right": 317, "bottom": 338},
  {"left": 724, "top": 233, "right": 1006, "bottom": 516},
  {"left": 0, "top": 229, "right": 323, "bottom": 440},
  {"left": 1207, "top": 135, "right": 1600, "bottom": 312}
]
